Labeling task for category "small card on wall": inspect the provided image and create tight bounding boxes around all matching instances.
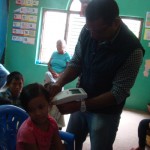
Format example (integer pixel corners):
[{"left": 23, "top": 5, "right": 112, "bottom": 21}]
[
  {"left": 23, "top": 37, "right": 35, "bottom": 44},
  {"left": 13, "top": 21, "right": 36, "bottom": 30},
  {"left": 14, "top": 14, "right": 22, "bottom": 20},
  {"left": 145, "top": 12, "right": 150, "bottom": 28},
  {"left": 12, "top": 35, "right": 35, "bottom": 45},
  {"left": 12, "top": 28, "right": 36, "bottom": 37},
  {"left": 144, "top": 29, "right": 150, "bottom": 40},
  {"left": 14, "top": 7, "right": 38, "bottom": 15},
  {"left": 13, "top": 21, "right": 21, "bottom": 28},
  {"left": 16, "top": 0, "right": 39, "bottom": 6},
  {"left": 143, "top": 59, "right": 150, "bottom": 77}
]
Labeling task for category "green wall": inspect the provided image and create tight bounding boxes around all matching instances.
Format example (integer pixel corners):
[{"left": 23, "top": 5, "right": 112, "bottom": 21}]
[
  {"left": 0, "top": 0, "right": 8, "bottom": 60},
  {"left": 116, "top": 0, "right": 150, "bottom": 111},
  {"left": 5, "top": 0, "right": 150, "bottom": 112},
  {"left": 5, "top": 0, "right": 70, "bottom": 85}
]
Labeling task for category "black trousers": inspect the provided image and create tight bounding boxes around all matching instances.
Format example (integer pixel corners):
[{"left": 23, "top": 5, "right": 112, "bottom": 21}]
[{"left": 138, "top": 119, "right": 150, "bottom": 148}]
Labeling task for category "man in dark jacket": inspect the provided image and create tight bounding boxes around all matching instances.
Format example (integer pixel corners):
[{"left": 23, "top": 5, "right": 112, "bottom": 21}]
[{"left": 50, "top": 0, "right": 145, "bottom": 149}]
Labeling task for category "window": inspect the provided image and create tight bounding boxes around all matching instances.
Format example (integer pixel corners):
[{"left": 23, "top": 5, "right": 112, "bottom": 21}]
[
  {"left": 38, "top": 0, "right": 143, "bottom": 64},
  {"left": 38, "top": 0, "right": 84, "bottom": 64},
  {"left": 121, "top": 16, "right": 143, "bottom": 39},
  {"left": 39, "top": 11, "right": 67, "bottom": 63},
  {"left": 66, "top": 14, "right": 85, "bottom": 56}
]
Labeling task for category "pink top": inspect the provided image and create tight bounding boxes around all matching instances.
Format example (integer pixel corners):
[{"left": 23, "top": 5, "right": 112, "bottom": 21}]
[{"left": 16, "top": 115, "right": 58, "bottom": 150}]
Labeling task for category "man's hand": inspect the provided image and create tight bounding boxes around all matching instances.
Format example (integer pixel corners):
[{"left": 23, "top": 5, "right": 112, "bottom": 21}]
[
  {"left": 56, "top": 101, "right": 80, "bottom": 114},
  {"left": 50, "top": 82, "right": 62, "bottom": 99}
]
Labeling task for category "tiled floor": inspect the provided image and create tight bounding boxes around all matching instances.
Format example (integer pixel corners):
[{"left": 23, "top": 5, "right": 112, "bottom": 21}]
[{"left": 62, "top": 109, "right": 150, "bottom": 150}]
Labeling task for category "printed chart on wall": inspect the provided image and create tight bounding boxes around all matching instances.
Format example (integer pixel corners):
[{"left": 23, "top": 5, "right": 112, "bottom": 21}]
[
  {"left": 12, "top": 0, "right": 39, "bottom": 45},
  {"left": 144, "top": 60, "right": 150, "bottom": 77},
  {"left": 144, "top": 12, "right": 150, "bottom": 40},
  {"left": 143, "top": 12, "right": 150, "bottom": 77}
]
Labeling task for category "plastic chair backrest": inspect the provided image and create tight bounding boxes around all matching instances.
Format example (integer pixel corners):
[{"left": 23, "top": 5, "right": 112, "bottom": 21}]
[
  {"left": 0, "top": 104, "right": 74, "bottom": 150},
  {"left": 59, "top": 130, "right": 75, "bottom": 150},
  {"left": 0, "top": 105, "right": 28, "bottom": 150}
]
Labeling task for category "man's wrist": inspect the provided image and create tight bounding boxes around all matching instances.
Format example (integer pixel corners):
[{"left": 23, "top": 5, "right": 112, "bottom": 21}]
[{"left": 56, "top": 81, "right": 64, "bottom": 89}]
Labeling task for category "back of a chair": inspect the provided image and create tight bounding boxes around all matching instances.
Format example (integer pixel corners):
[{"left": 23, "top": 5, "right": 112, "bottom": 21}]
[
  {"left": 0, "top": 105, "right": 28, "bottom": 150},
  {"left": 59, "top": 130, "right": 75, "bottom": 150}
]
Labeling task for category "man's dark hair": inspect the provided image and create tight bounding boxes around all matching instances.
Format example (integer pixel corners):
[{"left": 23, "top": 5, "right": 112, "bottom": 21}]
[
  {"left": 6, "top": 71, "right": 24, "bottom": 85},
  {"left": 85, "top": 0, "right": 119, "bottom": 25}
]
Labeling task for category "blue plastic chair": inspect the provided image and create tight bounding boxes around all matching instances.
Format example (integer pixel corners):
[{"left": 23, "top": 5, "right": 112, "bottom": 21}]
[
  {"left": 59, "top": 130, "right": 75, "bottom": 150},
  {"left": 0, "top": 105, "right": 74, "bottom": 150},
  {"left": 0, "top": 105, "right": 28, "bottom": 150}
]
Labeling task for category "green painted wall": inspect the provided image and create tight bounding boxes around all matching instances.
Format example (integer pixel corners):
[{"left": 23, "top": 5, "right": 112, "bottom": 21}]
[
  {"left": 116, "top": 0, "right": 150, "bottom": 111},
  {"left": 0, "top": 0, "right": 8, "bottom": 60},
  {"left": 5, "top": 0, "right": 150, "bottom": 112},
  {"left": 5, "top": 0, "right": 71, "bottom": 85}
]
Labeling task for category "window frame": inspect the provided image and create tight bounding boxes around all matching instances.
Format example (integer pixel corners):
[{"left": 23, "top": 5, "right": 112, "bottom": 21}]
[
  {"left": 37, "top": 9, "right": 68, "bottom": 64},
  {"left": 37, "top": 2, "right": 144, "bottom": 65},
  {"left": 37, "top": 0, "right": 83, "bottom": 65},
  {"left": 121, "top": 16, "right": 143, "bottom": 40}
]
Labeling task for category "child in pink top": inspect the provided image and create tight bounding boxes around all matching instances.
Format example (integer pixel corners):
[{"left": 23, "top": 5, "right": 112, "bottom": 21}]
[{"left": 16, "top": 83, "right": 64, "bottom": 150}]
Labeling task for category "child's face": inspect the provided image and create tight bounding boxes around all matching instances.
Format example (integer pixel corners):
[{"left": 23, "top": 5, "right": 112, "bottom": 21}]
[
  {"left": 27, "top": 95, "right": 49, "bottom": 126},
  {"left": 8, "top": 79, "right": 23, "bottom": 97}
]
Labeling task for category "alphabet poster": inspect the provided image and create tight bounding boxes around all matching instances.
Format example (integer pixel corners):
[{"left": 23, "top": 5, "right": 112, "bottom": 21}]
[{"left": 12, "top": 0, "right": 39, "bottom": 45}]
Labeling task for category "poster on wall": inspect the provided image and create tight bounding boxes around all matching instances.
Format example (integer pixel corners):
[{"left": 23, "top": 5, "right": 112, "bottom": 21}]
[
  {"left": 145, "top": 12, "right": 150, "bottom": 28},
  {"left": 12, "top": 35, "right": 35, "bottom": 45},
  {"left": 143, "top": 59, "right": 150, "bottom": 77},
  {"left": 14, "top": 14, "right": 37, "bottom": 22},
  {"left": 14, "top": 7, "right": 38, "bottom": 14},
  {"left": 144, "top": 29, "right": 150, "bottom": 40},
  {"left": 12, "top": 0, "right": 39, "bottom": 45},
  {"left": 13, "top": 21, "right": 37, "bottom": 30},
  {"left": 12, "top": 28, "right": 36, "bottom": 37},
  {"left": 16, "top": 0, "right": 39, "bottom": 6}
]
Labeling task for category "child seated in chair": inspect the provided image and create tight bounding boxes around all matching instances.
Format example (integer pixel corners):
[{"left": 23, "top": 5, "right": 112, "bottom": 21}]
[
  {"left": 16, "top": 83, "right": 64, "bottom": 150},
  {"left": 0, "top": 71, "right": 24, "bottom": 106}
]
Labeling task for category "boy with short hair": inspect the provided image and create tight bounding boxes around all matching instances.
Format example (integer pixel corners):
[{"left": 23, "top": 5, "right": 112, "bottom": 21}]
[{"left": 0, "top": 71, "right": 24, "bottom": 106}]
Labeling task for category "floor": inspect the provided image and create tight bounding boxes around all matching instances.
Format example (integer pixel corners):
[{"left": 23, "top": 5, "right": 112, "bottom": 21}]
[{"left": 62, "top": 109, "right": 150, "bottom": 150}]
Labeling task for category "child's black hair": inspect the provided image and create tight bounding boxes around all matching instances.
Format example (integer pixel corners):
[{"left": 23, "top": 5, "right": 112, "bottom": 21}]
[
  {"left": 6, "top": 71, "right": 24, "bottom": 85},
  {"left": 20, "top": 83, "right": 50, "bottom": 112}
]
